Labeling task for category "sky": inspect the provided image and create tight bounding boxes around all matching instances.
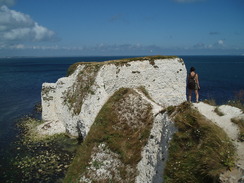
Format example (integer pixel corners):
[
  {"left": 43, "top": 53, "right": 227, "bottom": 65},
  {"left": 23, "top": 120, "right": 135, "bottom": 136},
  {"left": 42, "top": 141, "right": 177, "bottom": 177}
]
[{"left": 0, "top": 0, "right": 244, "bottom": 57}]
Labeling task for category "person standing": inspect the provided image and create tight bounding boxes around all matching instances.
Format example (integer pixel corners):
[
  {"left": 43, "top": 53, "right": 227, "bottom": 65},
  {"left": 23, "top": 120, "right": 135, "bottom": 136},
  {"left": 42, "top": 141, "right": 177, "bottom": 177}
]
[{"left": 187, "top": 67, "right": 200, "bottom": 103}]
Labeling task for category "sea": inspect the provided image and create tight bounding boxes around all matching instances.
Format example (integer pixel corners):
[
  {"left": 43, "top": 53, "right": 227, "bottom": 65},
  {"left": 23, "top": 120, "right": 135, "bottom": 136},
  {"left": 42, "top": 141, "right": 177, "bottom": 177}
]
[{"left": 0, "top": 55, "right": 243, "bottom": 180}]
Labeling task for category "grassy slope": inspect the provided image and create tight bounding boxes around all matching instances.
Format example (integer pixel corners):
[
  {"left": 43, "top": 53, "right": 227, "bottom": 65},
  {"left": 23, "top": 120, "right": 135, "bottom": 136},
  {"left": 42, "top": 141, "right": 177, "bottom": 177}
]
[
  {"left": 64, "top": 88, "right": 153, "bottom": 183},
  {"left": 63, "top": 99, "right": 236, "bottom": 183},
  {"left": 164, "top": 102, "right": 236, "bottom": 183}
]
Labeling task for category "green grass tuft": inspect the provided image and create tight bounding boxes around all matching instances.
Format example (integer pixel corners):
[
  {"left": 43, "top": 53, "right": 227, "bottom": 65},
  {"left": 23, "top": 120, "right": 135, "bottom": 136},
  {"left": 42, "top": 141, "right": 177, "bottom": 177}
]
[
  {"left": 227, "top": 100, "right": 244, "bottom": 113},
  {"left": 203, "top": 99, "right": 217, "bottom": 106},
  {"left": 231, "top": 117, "right": 244, "bottom": 141}
]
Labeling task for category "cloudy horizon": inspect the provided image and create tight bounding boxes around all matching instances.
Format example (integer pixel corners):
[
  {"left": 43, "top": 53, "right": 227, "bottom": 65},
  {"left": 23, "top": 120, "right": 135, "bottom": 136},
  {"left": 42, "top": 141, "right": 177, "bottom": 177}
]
[{"left": 0, "top": 0, "right": 243, "bottom": 57}]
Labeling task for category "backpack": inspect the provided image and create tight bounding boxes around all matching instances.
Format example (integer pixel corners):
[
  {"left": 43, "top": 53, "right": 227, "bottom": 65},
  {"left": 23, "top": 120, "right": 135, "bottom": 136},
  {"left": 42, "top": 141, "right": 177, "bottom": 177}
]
[{"left": 188, "top": 74, "right": 196, "bottom": 89}]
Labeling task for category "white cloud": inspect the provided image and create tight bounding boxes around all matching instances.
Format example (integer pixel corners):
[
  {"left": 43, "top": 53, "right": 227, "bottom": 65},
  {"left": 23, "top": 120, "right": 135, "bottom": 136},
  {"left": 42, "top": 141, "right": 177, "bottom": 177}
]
[
  {"left": 86, "top": 43, "right": 162, "bottom": 53},
  {"left": 0, "top": 0, "right": 15, "bottom": 6},
  {"left": 217, "top": 40, "right": 224, "bottom": 45},
  {"left": 0, "top": 5, "right": 56, "bottom": 47},
  {"left": 2, "top": 43, "right": 162, "bottom": 55},
  {"left": 211, "top": 39, "right": 225, "bottom": 48},
  {"left": 9, "top": 44, "right": 25, "bottom": 49},
  {"left": 193, "top": 39, "right": 225, "bottom": 49},
  {"left": 33, "top": 22, "right": 55, "bottom": 41}
]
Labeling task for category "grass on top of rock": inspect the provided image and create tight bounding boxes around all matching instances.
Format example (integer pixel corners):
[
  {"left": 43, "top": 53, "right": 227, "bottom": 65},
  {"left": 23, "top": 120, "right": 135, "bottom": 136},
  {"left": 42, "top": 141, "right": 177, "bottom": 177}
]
[
  {"left": 227, "top": 100, "right": 244, "bottom": 113},
  {"left": 231, "top": 117, "right": 244, "bottom": 141},
  {"left": 204, "top": 90, "right": 244, "bottom": 112},
  {"left": 67, "top": 55, "right": 178, "bottom": 76},
  {"left": 228, "top": 90, "right": 244, "bottom": 112},
  {"left": 164, "top": 102, "right": 236, "bottom": 183},
  {"left": 202, "top": 99, "right": 217, "bottom": 106},
  {"left": 64, "top": 88, "right": 154, "bottom": 183}
]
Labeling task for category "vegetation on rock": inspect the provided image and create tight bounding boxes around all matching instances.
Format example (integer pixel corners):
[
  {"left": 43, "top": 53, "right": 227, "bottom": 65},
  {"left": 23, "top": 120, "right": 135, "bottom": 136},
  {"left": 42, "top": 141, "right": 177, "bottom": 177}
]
[
  {"left": 64, "top": 64, "right": 102, "bottom": 115},
  {"left": 231, "top": 117, "right": 244, "bottom": 141},
  {"left": 229, "top": 90, "right": 244, "bottom": 112},
  {"left": 164, "top": 102, "right": 236, "bottom": 183},
  {"left": 227, "top": 100, "right": 244, "bottom": 113},
  {"left": 66, "top": 55, "right": 178, "bottom": 76},
  {"left": 64, "top": 88, "right": 154, "bottom": 183}
]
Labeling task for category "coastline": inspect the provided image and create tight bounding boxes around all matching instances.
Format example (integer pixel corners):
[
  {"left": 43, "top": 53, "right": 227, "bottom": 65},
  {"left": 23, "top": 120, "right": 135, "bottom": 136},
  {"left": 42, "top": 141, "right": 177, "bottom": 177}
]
[
  {"left": 0, "top": 55, "right": 243, "bottom": 182},
  {"left": 0, "top": 116, "right": 78, "bottom": 183},
  {"left": 3, "top": 101, "right": 243, "bottom": 183}
]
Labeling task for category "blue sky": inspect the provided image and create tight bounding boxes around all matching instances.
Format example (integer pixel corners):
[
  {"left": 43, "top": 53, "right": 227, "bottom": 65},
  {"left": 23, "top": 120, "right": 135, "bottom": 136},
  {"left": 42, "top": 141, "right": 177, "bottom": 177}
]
[{"left": 0, "top": 0, "right": 244, "bottom": 57}]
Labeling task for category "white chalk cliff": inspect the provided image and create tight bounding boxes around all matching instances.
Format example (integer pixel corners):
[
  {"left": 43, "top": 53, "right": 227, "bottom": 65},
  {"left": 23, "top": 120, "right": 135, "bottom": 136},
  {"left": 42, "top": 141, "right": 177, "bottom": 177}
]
[
  {"left": 40, "top": 56, "right": 186, "bottom": 182},
  {"left": 41, "top": 56, "right": 186, "bottom": 138},
  {"left": 39, "top": 56, "right": 244, "bottom": 183}
]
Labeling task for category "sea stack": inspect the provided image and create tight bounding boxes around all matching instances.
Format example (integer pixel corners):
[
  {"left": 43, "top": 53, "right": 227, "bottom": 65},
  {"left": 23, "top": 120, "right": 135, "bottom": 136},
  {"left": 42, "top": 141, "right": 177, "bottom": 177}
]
[{"left": 40, "top": 56, "right": 187, "bottom": 138}]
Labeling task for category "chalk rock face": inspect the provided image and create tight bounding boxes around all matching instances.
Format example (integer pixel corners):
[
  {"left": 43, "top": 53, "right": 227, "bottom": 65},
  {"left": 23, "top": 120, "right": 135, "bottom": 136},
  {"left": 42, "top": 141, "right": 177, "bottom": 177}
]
[
  {"left": 70, "top": 87, "right": 177, "bottom": 183},
  {"left": 41, "top": 56, "right": 186, "bottom": 138}
]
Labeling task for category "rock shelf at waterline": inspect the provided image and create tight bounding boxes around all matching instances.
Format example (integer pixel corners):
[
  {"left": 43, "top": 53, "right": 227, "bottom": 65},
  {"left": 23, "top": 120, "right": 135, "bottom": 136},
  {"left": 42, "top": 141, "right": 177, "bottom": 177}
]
[{"left": 0, "top": 117, "right": 78, "bottom": 183}]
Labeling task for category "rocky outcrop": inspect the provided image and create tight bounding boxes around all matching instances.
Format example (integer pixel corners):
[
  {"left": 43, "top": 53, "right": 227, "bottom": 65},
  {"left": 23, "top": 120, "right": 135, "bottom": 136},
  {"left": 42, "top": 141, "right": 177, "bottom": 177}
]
[
  {"left": 38, "top": 56, "right": 242, "bottom": 183},
  {"left": 41, "top": 56, "right": 186, "bottom": 138},
  {"left": 64, "top": 87, "right": 177, "bottom": 183},
  {"left": 40, "top": 56, "right": 186, "bottom": 183}
]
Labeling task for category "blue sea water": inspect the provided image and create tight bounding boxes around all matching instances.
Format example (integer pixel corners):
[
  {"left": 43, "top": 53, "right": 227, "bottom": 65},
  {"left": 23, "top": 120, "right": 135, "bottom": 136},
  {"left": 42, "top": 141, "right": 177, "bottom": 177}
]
[
  {"left": 183, "top": 56, "right": 244, "bottom": 103},
  {"left": 0, "top": 56, "right": 127, "bottom": 147},
  {"left": 0, "top": 55, "right": 243, "bottom": 172}
]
